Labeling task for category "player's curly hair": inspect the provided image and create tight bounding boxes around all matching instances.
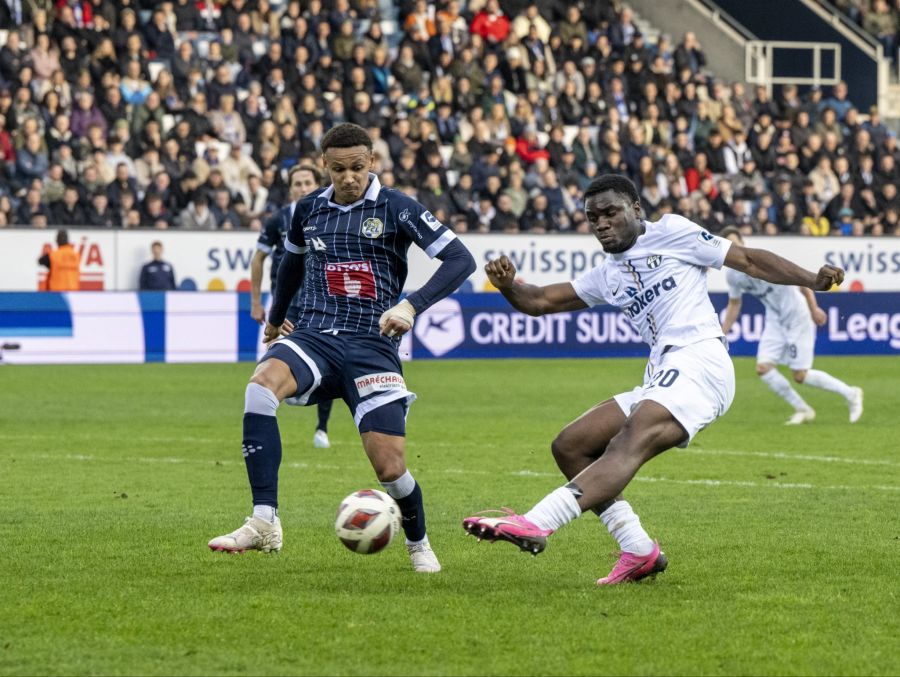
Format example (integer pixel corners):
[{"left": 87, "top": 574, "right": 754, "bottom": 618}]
[
  {"left": 321, "top": 123, "right": 373, "bottom": 152},
  {"left": 584, "top": 174, "right": 640, "bottom": 204}
]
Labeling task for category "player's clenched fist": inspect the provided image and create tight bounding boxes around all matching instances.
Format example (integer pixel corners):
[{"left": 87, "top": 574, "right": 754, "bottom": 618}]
[
  {"left": 485, "top": 255, "right": 517, "bottom": 289},
  {"left": 263, "top": 319, "right": 294, "bottom": 343},
  {"left": 813, "top": 265, "right": 844, "bottom": 291},
  {"left": 379, "top": 299, "right": 416, "bottom": 337}
]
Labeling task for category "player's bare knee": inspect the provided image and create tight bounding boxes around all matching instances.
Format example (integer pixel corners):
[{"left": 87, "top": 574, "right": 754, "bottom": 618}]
[
  {"left": 793, "top": 370, "right": 807, "bottom": 383},
  {"left": 372, "top": 456, "right": 406, "bottom": 483},
  {"left": 756, "top": 363, "right": 773, "bottom": 376},
  {"left": 249, "top": 359, "right": 293, "bottom": 399},
  {"left": 551, "top": 434, "right": 575, "bottom": 463}
]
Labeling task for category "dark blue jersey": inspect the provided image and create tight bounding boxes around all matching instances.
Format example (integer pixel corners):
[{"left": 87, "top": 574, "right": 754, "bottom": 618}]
[
  {"left": 256, "top": 206, "right": 292, "bottom": 286},
  {"left": 284, "top": 173, "right": 458, "bottom": 334}
]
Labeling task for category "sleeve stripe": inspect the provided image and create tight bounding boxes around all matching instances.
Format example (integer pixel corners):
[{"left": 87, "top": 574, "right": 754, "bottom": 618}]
[
  {"left": 256, "top": 242, "right": 273, "bottom": 254},
  {"left": 424, "top": 230, "right": 457, "bottom": 258},
  {"left": 284, "top": 239, "right": 309, "bottom": 255}
]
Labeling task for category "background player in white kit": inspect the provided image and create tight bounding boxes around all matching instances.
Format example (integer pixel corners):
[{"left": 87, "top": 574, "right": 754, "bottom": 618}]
[
  {"left": 463, "top": 175, "right": 845, "bottom": 585},
  {"left": 719, "top": 227, "right": 863, "bottom": 425}
]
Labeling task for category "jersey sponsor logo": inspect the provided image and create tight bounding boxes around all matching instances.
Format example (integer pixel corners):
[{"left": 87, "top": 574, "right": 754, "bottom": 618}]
[
  {"left": 324, "top": 261, "right": 377, "bottom": 299},
  {"left": 646, "top": 255, "right": 662, "bottom": 269},
  {"left": 697, "top": 230, "right": 720, "bottom": 247},
  {"left": 310, "top": 237, "right": 327, "bottom": 251},
  {"left": 361, "top": 217, "right": 384, "bottom": 238},
  {"left": 414, "top": 297, "right": 465, "bottom": 356},
  {"left": 622, "top": 276, "right": 677, "bottom": 319},
  {"left": 303, "top": 225, "right": 316, "bottom": 232},
  {"left": 354, "top": 371, "right": 406, "bottom": 397},
  {"left": 398, "top": 208, "right": 411, "bottom": 223},
  {"left": 420, "top": 210, "right": 442, "bottom": 231}
]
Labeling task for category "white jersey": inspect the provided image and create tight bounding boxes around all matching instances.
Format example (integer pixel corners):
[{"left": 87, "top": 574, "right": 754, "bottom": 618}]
[
  {"left": 572, "top": 213, "right": 731, "bottom": 361},
  {"left": 725, "top": 268, "right": 810, "bottom": 329}
]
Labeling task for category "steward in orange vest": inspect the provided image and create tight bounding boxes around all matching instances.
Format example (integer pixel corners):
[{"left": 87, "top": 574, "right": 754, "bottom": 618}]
[{"left": 37, "top": 229, "right": 81, "bottom": 291}]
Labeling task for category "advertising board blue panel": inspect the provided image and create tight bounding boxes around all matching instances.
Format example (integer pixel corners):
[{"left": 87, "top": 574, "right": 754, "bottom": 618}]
[
  {"left": 409, "top": 293, "right": 900, "bottom": 360},
  {"left": 0, "top": 292, "right": 896, "bottom": 364}
]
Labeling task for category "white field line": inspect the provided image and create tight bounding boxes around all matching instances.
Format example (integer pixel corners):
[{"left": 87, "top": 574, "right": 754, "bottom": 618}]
[
  {"left": 2, "top": 432, "right": 897, "bottom": 468},
  {"left": 7, "top": 452, "right": 899, "bottom": 494}
]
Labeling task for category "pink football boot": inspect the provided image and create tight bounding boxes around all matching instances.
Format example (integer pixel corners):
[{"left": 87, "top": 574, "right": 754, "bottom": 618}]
[
  {"left": 596, "top": 541, "right": 668, "bottom": 585},
  {"left": 462, "top": 509, "right": 553, "bottom": 555}
]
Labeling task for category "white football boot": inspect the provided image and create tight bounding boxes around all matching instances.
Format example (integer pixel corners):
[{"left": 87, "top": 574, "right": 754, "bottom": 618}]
[
  {"left": 786, "top": 408, "right": 816, "bottom": 425},
  {"left": 847, "top": 387, "right": 864, "bottom": 423},
  {"left": 407, "top": 539, "right": 441, "bottom": 573},
  {"left": 312, "top": 429, "right": 331, "bottom": 448},
  {"left": 208, "top": 516, "right": 283, "bottom": 553}
]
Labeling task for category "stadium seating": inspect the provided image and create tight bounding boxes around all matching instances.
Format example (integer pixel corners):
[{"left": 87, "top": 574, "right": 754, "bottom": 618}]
[{"left": 0, "top": 0, "right": 897, "bottom": 237}]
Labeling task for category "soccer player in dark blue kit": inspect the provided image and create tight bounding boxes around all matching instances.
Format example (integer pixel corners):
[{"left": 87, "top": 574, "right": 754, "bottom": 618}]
[
  {"left": 250, "top": 163, "right": 334, "bottom": 448},
  {"left": 209, "top": 123, "right": 476, "bottom": 572}
]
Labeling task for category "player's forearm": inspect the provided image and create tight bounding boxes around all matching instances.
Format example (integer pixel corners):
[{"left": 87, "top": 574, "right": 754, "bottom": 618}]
[
  {"left": 499, "top": 283, "right": 551, "bottom": 316},
  {"left": 799, "top": 286, "right": 819, "bottom": 312},
  {"left": 267, "top": 251, "right": 304, "bottom": 326},
  {"left": 721, "top": 300, "right": 742, "bottom": 333},
  {"left": 250, "top": 251, "right": 266, "bottom": 305},
  {"left": 740, "top": 247, "right": 819, "bottom": 288}
]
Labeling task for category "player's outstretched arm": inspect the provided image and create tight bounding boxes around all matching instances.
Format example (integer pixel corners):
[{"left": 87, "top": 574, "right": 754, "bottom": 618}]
[
  {"left": 724, "top": 244, "right": 844, "bottom": 291},
  {"left": 721, "top": 297, "right": 742, "bottom": 335},
  {"left": 800, "top": 287, "right": 828, "bottom": 326},
  {"left": 486, "top": 255, "right": 588, "bottom": 316},
  {"left": 264, "top": 250, "right": 305, "bottom": 342},
  {"left": 250, "top": 249, "right": 268, "bottom": 324}
]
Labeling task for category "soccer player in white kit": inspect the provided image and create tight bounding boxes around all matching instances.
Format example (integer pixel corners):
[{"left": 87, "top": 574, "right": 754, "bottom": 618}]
[
  {"left": 719, "top": 227, "right": 863, "bottom": 425},
  {"left": 462, "top": 175, "right": 845, "bottom": 585}
]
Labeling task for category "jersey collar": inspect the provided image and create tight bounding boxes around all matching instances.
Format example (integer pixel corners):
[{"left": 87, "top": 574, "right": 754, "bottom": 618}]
[{"left": 319, "top": 173, "right": 382, "bottom": 212}]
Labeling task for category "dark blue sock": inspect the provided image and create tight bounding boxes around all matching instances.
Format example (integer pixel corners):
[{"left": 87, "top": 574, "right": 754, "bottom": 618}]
[
  {"left": 242, "top": 412, "right": 282, "bottom": 508},
  {"left": 395, "top": 482, "right": 426, "bottom": 542},
  {"left": 316, "top": 400, "right": 332, "bottom": 432}
]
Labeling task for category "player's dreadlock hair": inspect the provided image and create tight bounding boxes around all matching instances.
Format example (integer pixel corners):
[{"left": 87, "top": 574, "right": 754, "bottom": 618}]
[
  {"left": 584, "top": 174, "right": 640, "bottom": 204},
  {"left": 321, "top": 123, "right": 373, "bottom": 152}
]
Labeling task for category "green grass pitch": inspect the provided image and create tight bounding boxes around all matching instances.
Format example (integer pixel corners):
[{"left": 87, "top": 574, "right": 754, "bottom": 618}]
[{"left": 1, "top": 356, "right": 898, "bottom": 676}]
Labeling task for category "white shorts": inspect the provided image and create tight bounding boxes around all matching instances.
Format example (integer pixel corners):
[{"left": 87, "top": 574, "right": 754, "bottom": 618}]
[
  {"left": 614, "top": 338, "right": 735, "bottom": 447},
  {"left": 757, "top": 320, "right": 815, "bottom": 371}
]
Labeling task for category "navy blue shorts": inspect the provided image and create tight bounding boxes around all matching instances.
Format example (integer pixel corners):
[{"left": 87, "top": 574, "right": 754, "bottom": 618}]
[{"left": 261, "top": 329, "right": 415, "bottom": 432}]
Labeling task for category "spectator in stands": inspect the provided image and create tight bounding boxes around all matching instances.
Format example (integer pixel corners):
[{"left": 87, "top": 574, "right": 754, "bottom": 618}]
[
  {"left": 86, "top": 190, "right": 116, "bottom": 227},
  {"left": 51, "top": 185, "right": 87, "bottom": 226},
  {"left": 178, "top": 193, "right": 216, "bottom": 230},
  {"left": 38, "top": 229, "right": 80, "bottom": 291},
  {"left": 211, "top": 188, "right": 242, "bottom": 230},
  {"left": 862, "top": 0, "right": 897, "bottom": 59},
  {"left": 15, "top": 187, "right": 47, "bottom": 225},
  {"left": 142, "top": 193, "right": 174, "bottom": 229},
  {"left": 139, "top": 241, "right": 177, "bottom": 291},
  {"left": 16, "top": 132, "right": 49, "bottom": 188}
]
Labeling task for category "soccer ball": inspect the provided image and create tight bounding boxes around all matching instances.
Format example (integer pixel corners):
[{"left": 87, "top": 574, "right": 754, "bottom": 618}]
[{"left": 334, "top": 489, "right": 402, "bottom": 554}]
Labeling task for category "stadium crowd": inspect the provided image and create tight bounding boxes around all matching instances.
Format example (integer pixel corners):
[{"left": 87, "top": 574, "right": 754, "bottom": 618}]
[
  {"left": 0, "top": 0, "right": 898, "bottom": 237},
  {"left": 831, "top": 0, "right": 900, "bottom": 61}
]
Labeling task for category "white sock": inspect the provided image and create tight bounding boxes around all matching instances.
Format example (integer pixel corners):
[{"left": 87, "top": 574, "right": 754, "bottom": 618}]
[
  {"left": 598, "top": 500, "right": 654, "bottom": 556},
  {"left": 802, "top": 369, "right": 854, "bottom": 399},
  {"left": 524, "top": 486, "right": 582, "bottom": 532},
  {"left": 760, "top": 369, "right": 809, "bottom": 411},
  {"left": 245, "top": 382, "right": 279, "bottom": 416},
  {"left": 253, "top": 505, "right": 277, "bottom": 523},
  {"left": 406, "top": 534, "right": 429, "bottom": 547},
  {"left": 380, "top": 470, "right": 416, "bottom": 499}
]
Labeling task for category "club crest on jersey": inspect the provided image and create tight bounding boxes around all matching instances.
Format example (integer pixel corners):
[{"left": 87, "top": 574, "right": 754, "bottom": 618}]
[
  {"left": 361, "top": 217, "right": 384, "bottom": 238},
  {"left": 646, "top": 255, "right": 662, "bottom": 269}
]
